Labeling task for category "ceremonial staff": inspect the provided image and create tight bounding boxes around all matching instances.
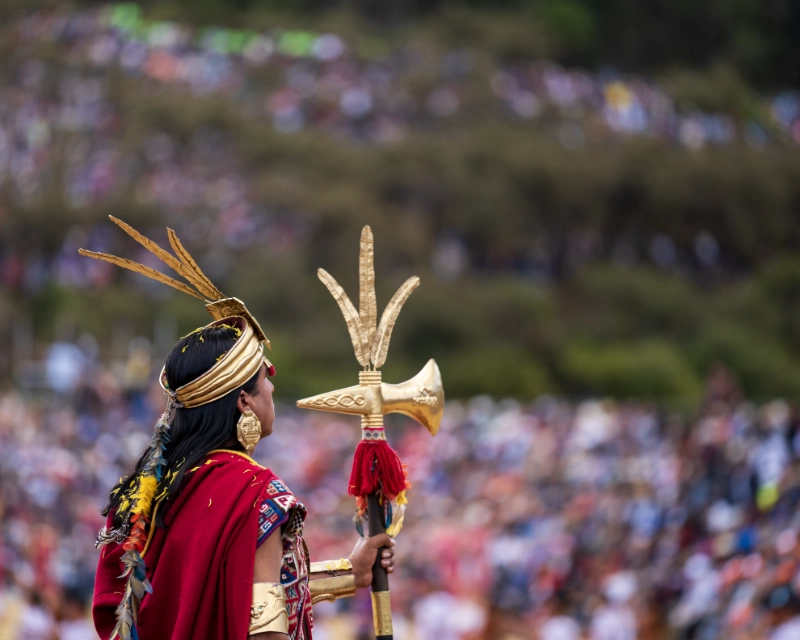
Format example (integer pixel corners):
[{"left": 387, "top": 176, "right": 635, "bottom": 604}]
[{"left": 297, "top": 227, "right": 444, "bottom": 640}]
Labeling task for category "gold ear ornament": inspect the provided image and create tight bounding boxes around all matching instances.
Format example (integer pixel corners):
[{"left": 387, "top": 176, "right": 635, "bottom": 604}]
[{"left": 237, "top": 410, "right": 261, "bottom": 454}]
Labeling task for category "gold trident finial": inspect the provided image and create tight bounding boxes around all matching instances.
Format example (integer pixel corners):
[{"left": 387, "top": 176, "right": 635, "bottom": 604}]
[
  {"left": 297, "top": 226, "right": 443, "bottom": 436},
  {"left": 318, "top": 226, "right": 420, "bottom": 371}
]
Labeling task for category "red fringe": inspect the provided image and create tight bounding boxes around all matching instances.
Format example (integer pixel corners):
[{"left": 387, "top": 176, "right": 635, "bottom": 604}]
[{"left": 348, "top": 440, "right": 408, "bottom": 501}]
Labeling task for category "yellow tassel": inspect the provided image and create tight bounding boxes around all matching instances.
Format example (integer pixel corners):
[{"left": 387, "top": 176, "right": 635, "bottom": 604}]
[
  {"left": 386, "top": 518, "right": 404, "bottom": 538},
  {"left": 387, "top": 506, "right": 406, "bottom": 537},
  {"left": 386, "top": 491, "right": 408, "bottom": 537},
  {"left": 131, "top": 476, "right": 158, "bottom": 517}
]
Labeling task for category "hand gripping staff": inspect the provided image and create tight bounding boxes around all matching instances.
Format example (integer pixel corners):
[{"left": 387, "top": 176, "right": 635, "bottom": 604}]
[{"left": 297, "top": 226, "right": 444, "bottom": 640}]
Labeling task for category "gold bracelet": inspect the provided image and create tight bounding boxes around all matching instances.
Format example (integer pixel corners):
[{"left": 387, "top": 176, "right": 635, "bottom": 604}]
[
  {"left": 309, "top": 557, "right": 353, "bottom": 575},
  {"left": 309, "top": 574, "right": 357, "bottom": 605},
  {"left": 249, "top": 583, "right": 289, "bottom": 636}
]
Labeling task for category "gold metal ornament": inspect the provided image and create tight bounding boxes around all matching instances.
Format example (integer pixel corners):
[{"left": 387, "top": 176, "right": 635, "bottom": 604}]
[
  {"left": 309, "top": 574, "right": 357, "bottom": 604},
  {"left": 297, "top": 226, "right": 444, "bottom": 435},
  {"left": 297, "top": 359, "right": 443, "bottom": 435},
  {"left": 79, "top": 216, "right": 271, "bottom": 348},
  {"left": 309, "top": 558, "right": 353, "bottom": 574},
  {"left": 298, "top": 226, "right": 445, "bottom": 639},
  {"left": 309, "top": 558, "right": 356, "bottom": 604},
  {"left": 80, "top": 217, "right": 276, "bottom": 413},
  {"left": 236, "top": 410, "right": 261, "bottom": 453},
  {"left": 249, "top": 583, "right": 288, "bottom": 635},
  {"left": 315, "top": 226, "right": 418, "bottom": 370},
  {"left": 162, "top": 317, "right": 266, "bottom": 409},
  {"left": 371, "top": 591, "right": 394, "bottom": 636}
]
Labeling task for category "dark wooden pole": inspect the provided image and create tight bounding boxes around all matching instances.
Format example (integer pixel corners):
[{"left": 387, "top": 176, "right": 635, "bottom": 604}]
[{"left": 367, "top": 492, "right": 393, "bottom": 639}]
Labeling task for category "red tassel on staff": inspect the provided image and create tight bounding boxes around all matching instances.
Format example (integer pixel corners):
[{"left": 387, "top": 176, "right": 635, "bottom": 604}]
[{"left": 348, "top": 439, "right": 408, "bottom": 500}]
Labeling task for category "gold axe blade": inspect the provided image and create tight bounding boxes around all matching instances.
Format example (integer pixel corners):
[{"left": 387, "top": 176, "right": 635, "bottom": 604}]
[{"left": 297, "top": 359, "right": 444, "bottom": 435}]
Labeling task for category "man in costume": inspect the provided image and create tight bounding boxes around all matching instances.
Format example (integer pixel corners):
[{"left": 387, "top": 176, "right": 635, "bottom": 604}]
[{"left": 81, "top": 217, "right": 396, "bottom": 640}]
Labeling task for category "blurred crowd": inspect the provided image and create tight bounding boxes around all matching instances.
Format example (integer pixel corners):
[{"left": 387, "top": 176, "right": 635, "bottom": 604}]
[
  {"left": 3, "top": 339, "right": 800, "bottom": 640},
  {"left": 5, "top": 5, "right": 800, "bottom": 639},
  {"left": 3, "top": 2, "right": 800, "bottom": 217},
  {"left": 8, "top": 3, "right": 800, "bottom": 161},
  {"left": 3, "top": 3, "right": 793, "bottom": 295}
]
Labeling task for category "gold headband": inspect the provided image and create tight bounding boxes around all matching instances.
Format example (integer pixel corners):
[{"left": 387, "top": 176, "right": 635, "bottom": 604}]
[
  {"left": 160, "top": 317, "right": 271, "bottom": 409},
  {"left": 78, "top": 216, "right": 275, "bottom": 407}
]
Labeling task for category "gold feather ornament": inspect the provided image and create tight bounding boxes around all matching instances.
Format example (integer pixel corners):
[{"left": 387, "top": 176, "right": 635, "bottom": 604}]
[{"left": 79, "top": 216, "right": 270, "bottom": 346}]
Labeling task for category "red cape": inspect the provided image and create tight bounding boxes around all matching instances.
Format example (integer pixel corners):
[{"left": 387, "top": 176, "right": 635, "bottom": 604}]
[{"left": 93, "top": 450, "right": 279, "bottom": 640}]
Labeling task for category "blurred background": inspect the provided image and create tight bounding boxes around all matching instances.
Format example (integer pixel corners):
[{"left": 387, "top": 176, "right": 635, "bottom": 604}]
[{"left": 2, "top": 1, "right": 800, "bottom": 638}]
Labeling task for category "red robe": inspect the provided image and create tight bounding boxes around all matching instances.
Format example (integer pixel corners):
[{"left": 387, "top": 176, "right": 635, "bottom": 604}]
[{"left": 93, "top": 450, "right": 288, "bottom": 640}]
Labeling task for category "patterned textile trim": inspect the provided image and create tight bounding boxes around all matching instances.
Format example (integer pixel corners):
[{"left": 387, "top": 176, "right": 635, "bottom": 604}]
[
  {"left": 257, "top": 479, "right": 307, "bottom": 547},
  {"left": 282, "top": 536, "right": 310, "bottom": 639},
  {"left": 255, "top": 477, "right": 312, "bottom": 640}
]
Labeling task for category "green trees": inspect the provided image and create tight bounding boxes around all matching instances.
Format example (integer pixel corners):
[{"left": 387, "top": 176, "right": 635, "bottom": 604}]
[{"left": 5, "top": 3, "right": 800, "bottom": 399}]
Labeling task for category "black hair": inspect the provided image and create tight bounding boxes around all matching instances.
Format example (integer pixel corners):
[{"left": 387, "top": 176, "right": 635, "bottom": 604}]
[{"left": 104, "top": 324, "right": 261, "bottom": 529}]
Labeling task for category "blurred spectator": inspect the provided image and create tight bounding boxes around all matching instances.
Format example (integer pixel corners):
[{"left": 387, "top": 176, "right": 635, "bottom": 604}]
[
  {"left": 18, "top": 592, "right": 58, "bottom": 640},
  {"left": 58, "top": 590, "right": 96, "bottom": 640},
  {"left": 413, "top": 590, "right": 485, "bottom": 640},
  {"left": 590, "top": 573, "right": 637, "bottom": 640},
  {"left": 538, "top": 593, "right": 580, "bottom": 640},
  {"left": 762, "top": 583, "right": 800, "bottom": 640},
  {"left": 5, "top": 340, "right": 800, "bottom": 638}
]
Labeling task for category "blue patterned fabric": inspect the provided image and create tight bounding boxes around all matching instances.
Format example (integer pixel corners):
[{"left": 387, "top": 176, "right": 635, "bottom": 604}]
[{"left": 257, "top": 478, "right": 305, "bottom": 546}]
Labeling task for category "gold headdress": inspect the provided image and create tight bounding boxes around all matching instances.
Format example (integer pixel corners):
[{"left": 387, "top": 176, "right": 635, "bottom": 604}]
[
  {"left": 80, "top": 216, "right": 273, "bottom": 640},
  {"left": 79, "top": 216, "right": 274, "bottom": 398}
]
